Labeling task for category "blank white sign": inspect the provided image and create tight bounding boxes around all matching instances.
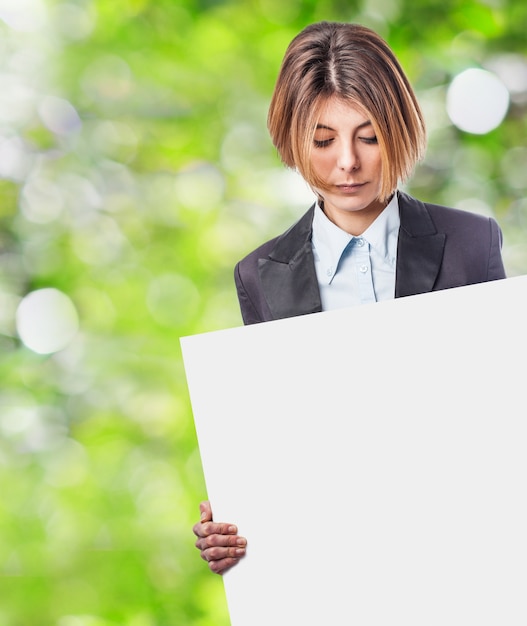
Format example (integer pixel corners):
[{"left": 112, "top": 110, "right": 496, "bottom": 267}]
[{"left": 181, "top": 276, "right": 527, "bottom": 626}]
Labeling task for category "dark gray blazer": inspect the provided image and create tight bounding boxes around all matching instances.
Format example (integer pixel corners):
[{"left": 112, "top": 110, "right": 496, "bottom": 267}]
[{"left": 234, "top": 191, "right": 506, "bottom": 325}]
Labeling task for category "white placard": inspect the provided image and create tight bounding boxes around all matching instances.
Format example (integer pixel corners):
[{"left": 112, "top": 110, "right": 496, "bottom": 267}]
[{"left": 181, "top": 276, "right": 527, "bottom": 626}]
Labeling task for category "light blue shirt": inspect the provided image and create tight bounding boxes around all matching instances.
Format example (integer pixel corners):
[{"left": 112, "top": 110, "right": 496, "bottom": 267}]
[{"left": 311, "top": 193, "right": 400, "bottom": 311}]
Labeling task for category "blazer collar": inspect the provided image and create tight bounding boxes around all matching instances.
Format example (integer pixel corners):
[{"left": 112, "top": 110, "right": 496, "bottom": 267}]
[
  {"left": 258, "top": 192, "right": 446, "bottom": 319},
  {"left": 258, "top": 205, "right": 322, "bottom": 320}
]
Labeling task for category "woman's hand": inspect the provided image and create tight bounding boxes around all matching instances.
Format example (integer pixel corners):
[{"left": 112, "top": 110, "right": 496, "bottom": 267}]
[{"left": 193, "top": 500, "right": 247, "bottom": 574}]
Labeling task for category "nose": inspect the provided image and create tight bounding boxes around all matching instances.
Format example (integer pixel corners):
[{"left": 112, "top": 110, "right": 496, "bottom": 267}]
[{"left": 337, "top": 142, "right": 359, "bottom": 171}]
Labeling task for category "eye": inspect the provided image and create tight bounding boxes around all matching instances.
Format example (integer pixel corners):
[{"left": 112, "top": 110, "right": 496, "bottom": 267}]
[
  {"left": 313, "top": 138, "right": 333, "bottom": 148},
  {"left": 360, "top": 136, "right": 378, "bottom": 145}
]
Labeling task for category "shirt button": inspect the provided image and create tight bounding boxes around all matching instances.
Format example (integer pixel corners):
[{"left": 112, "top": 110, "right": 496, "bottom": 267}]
[
  {"left": 327, "top": 267, "right": 334, "bottom": 277},
  {"left": 356, "top": 237, "right": 365, "bottom": 247},
  {"left": 359, "top": 264, "right": 368, "bottom": 273}
]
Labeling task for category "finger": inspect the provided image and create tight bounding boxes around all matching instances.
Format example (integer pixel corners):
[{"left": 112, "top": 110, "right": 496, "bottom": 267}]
[
  {"left": 193, "top": 521, "right": 239, "bottom": 539},
  {"left": 208, "top": 556, "right": 242, "bottom": 575},
  {"left": 196, "top": 533, "right": 247, "bottom": 551},
  {"left": 199, "top": 500, "right": 212, "bottom": 523},
  {"left": 201, "top": 544, "right": 247, "bottom": 564}
]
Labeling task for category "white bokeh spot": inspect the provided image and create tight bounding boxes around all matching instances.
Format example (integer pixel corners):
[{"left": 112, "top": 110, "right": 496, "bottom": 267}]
[
  {"left": 38, "top": 96, "right": 82, "bottom": 135},
  {"left": 446, "top": 68, "right": 510, "bottom": 134},
  {"left": 0, "top": 0, "right": 47, "bottom": 31},
  {"left": 16, "top": 288, "right": 79, "bottom": 354}
]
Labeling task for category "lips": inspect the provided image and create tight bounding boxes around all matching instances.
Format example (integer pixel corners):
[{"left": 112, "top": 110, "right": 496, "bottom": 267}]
[{"left": 335, "top": 183, "right": 365, "bottom": 192}]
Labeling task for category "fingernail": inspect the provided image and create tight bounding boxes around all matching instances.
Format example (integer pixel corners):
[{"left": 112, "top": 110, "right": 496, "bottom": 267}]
[
  {"left": 236, "top": 538, "right": 246, "bottom": 547},
  {"left": 235, "top": 548, "right": 245, "bottom": 556},
  {"left": 228, "top": 525, "right": 237, "bottom": 533},
  {"left": 200, "top": 511, "right": 207, "bottom": 521}
]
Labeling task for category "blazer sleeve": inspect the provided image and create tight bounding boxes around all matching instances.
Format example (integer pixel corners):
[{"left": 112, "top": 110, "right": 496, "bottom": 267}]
[
  {"left": 487, "top": 217, "right": 507, "bottom": 281},
  {"left": 234, "top": 261, "right": 264, "bottom": 326}
]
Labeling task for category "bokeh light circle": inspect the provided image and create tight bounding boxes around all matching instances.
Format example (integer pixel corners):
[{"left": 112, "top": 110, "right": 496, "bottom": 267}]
[
  {"left": 446, "top": 68, "right": 510, "bottom": 134},
  {"left": 16, "top": 288, "right": 79, "bottom": 354}
]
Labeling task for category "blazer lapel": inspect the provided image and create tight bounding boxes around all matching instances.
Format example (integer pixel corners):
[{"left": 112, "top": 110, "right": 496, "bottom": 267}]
[
  {"left": 395, "top": 192, "right": 446, "bottom": 297},
  {"left": 257, "top": 193, "right": 447, "bottom": 320},
  {"left": 258, "top": 205, "right": 323, "bottom": 320}
]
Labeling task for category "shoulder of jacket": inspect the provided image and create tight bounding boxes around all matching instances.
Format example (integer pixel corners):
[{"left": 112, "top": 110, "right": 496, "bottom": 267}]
[
  {"left": 236, "top": 204, "right": 316, "bottom": 269},
  {"left": 399, "top": 190, "right": 496, "bottom": 226}
]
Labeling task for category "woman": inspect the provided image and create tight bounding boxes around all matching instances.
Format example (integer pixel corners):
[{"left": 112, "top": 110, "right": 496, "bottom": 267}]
[{"left": 193, "top": 20, "right": 506, "bottom": 574}]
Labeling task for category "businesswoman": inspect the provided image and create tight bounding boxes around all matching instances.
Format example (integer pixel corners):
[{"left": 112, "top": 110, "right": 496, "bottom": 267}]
[{"left": 193, "top": 20, "right": 506, "bottom": 574}]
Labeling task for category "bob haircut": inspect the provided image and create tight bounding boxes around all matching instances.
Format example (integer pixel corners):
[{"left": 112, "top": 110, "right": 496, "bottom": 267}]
[{"left": 267, "top": 21, "right": 426, "bottom": 201}]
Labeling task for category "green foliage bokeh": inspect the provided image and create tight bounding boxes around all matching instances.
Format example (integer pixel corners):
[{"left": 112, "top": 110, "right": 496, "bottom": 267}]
[{"left": 0, "top": 0, "right": 526, "bottom": 624}]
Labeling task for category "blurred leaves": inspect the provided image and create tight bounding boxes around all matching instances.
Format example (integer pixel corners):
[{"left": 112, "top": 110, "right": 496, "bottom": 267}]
[{"left": 0, "top": 0, "right": 526, "bottom": 624}]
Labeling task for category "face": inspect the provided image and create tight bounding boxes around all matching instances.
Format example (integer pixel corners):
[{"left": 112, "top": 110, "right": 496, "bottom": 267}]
[{"left": 309, "top": 97, "right": 386, "bottom": 233}]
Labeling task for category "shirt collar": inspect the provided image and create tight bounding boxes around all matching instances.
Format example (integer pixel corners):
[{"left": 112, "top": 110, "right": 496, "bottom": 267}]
[
  {"left": 311, "top": 200, "right": 352, "bottom": 275},
  {"left": 362, "top": 192, "right": 400, "bottom": 263}
]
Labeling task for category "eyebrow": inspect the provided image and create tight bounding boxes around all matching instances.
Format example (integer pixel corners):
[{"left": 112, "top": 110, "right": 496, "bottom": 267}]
[{"left": 315, "top": 120, "right": 373, "bottom": 131}]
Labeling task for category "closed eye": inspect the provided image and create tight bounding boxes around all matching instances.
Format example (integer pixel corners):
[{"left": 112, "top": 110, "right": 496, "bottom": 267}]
[
  {"left": 360, "top": 136, "right": 378, "bottom": 144},
  {"left": 313, "top": 138, "right": 333, "bottom": 148}
]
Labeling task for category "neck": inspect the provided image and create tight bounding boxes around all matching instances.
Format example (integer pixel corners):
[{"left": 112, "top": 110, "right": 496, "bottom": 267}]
[{"left": 321, "top": 196, "right": 392, "bottom": 236}]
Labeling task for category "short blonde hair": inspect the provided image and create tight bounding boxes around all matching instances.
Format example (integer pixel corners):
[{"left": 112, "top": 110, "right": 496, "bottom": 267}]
[{"left": 267, "top": 21, "right": 426, "bottom": 200}]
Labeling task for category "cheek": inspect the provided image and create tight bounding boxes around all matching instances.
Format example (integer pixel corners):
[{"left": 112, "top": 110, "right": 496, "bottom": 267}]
[
  {"left": 365, "top": 152, "right": 383, "bottom": 175},
  {"left": 310, "top": 152, "right": 333, "bottom": 175}
]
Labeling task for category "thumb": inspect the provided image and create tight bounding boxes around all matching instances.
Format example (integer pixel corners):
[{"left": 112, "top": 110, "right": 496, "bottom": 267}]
[{"left": 200, "top": 500, "right": 213, "bottom": 522}]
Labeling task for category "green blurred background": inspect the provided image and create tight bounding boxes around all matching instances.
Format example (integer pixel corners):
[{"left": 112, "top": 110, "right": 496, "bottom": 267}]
[{"left": 0, "top": 0, "right": 526, "bottom": 624}]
